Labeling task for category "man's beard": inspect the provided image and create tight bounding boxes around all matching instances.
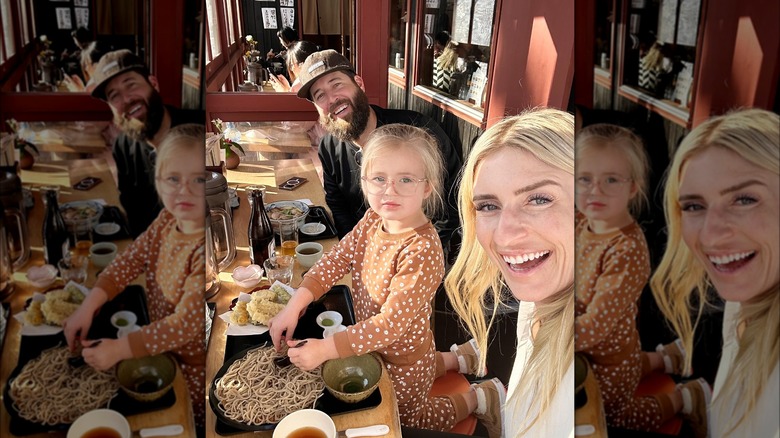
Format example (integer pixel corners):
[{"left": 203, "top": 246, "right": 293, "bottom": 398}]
[
  {"left": 319, "top": 89, "right": 370, "bottom": 142},
  {"left": 114, "top": 90, "right": 165, "bottom": 142}
]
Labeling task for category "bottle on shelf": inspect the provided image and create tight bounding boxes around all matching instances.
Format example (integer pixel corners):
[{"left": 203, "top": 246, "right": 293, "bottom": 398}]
[
  {"left": 247, "top": 189, "right": 274, "bottom": 267},
  {"left": 42, "top": 189, "right": 69, "bottom": 267}
]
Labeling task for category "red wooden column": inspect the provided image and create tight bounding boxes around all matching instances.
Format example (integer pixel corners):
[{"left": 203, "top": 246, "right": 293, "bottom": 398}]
[
  {"left": 691, "top": 0, "right": 780, "bottom": 127},
  {"left": 573, "top": 0, "right": 596, "bottom": 110},
  {"left": 355, "top": 0, "right": 389, "bottom": 107},
  {"left": 487, "top": 0, "right": 575, "bottom": 127},
  {"left": 151, "top": 0, "right": 185, "bottom": 107}
]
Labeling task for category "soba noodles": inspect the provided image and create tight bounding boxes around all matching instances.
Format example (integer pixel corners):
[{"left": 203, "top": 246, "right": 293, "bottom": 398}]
[
  {"left": 213, "top": 346, "right": 324, "bottom": 425},
  {"left": 9, "top": 346, "right": 118, "bottom": 425}
]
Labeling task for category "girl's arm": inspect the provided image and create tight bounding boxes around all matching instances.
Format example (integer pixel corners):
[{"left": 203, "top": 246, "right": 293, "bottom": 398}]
[
  {"left": 575, "top": 236, "right": 650, "bottom": 351},
  {"left": 92, "top": 212, "right": 165, "bottom": 300},
  {"left": 331, "top": 235, "right": 444, "bottom": 358}
]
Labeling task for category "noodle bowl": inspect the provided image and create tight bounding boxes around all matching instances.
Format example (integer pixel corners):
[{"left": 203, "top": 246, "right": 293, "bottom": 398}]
[{"left": 212, "top": 346, "right": 324, "bottom": 426}]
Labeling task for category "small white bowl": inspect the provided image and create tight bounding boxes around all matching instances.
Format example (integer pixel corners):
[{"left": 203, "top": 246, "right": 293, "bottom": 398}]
[
  {"left": 316, "top": 311, "right": 343, "bottom": 330},
  {"left": 323, "top": 324, "right": 347, "bottom": 338},
  {"left": 67, "top": 409, "right": 131, "bottom": 438},
  {"left": 300, "top": 222, "right": 327, "bottom": 236},
  {"left": 94, "top": 222, "right": 121, "bottom": 236},
  {"left": 231, "top": 264, "right": 264, "bottom": 289},
  {"left": 89, "top": 242, "right": 118, "bottom": 269},
  {"left": 295, "top": 242, "right": 324, "bottom": 269},
  {"left": 272, "top": 409, "right": 336, "bottom": 438},
  {"left": 26, "top": 264, "right": 58, "bottom": 289},
  {"left": 111, "top": 310, "right": 137, "bottom": 331}
]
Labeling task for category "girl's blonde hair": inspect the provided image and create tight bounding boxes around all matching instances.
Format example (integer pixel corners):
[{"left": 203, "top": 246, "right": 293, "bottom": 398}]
[
  {"left": 576, "top": 123, "right": 650, "bottom": 216},
  {"left": 650, "top": 108, "right": 779, "bottom": 434},
  {"left": 360, "top": 123, "right": 444, "bottom": 219},
  {"left": 154, "top": 123, "right": 206, "bottom": 193},
  {"left": 445, "top": 108, "right": 574, "bottom": 433}
]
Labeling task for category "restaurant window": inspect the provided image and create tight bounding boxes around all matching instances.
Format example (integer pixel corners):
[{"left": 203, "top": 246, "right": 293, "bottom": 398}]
[
  {"left": 389, "top": 0, "right": 409, "bottom": 77},
  {"left": 1, "top": 0, "right": 17, "bottom": 60},
  {"left": 620, "top": 0, "right": 700, "bottom": 114},
  {"left": 416, "top": 0, "right": 497, "bottom": 111},
  {"left": 206, "top": 0, "right": 222, "bottom": 59},
  {"left": 226, "top": 0, "right": 236, "bottom": 45}
]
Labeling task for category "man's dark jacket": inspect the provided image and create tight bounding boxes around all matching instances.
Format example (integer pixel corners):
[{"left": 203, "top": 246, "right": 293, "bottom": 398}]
[
  {"left": 112, "top": 106, "right": 203, "bottom": 237},
  {"left": 318, "top": 105, "right": 462, "bottom": 246}
]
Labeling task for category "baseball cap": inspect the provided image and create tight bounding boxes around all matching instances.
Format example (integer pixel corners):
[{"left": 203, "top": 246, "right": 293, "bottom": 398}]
[
  {"left": 296, "top": 49, "right": 355, "bottom": 100},
  {"left": 90, "top": 49, "right": 148, "bottom": 100}
]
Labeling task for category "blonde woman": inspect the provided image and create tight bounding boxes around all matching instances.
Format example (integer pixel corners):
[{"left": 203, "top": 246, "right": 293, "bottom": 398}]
[
  {"left": 446, "top": 108, "right": 575, "bottom": 437},
  {"left": 650, "top": 108, "right": 779, "bottom": 437}
]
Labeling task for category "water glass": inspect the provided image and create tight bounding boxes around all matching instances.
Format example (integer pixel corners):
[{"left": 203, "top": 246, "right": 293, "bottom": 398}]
[
  {"left": 263, "top": 255, "right": 293, "bottom": 286},
  {"left": 58, "top": 254, "right": 88, "bottom": 284}
]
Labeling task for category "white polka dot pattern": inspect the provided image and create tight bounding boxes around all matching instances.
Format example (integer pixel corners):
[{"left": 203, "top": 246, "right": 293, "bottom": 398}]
[
  {"left": 95, "top": 209, "right": 206, "bottom": 426},
  {"left": 574, "top": 214, "right": 666, "bottom": 429}
]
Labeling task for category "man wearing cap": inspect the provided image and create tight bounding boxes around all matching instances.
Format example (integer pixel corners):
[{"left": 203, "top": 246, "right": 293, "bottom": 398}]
[
  {"left": 297, "top": 50, "right": 461, "bottom": 249},
  {"left": 91, "top": 50, "right": 203, "bottom": 237}
]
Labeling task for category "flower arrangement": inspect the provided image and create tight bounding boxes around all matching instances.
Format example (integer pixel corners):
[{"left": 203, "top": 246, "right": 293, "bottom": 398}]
[
  {"left": 212, "top": 119, "right": 245, "bottom": 169},
  {"left": 5, "top": 119, "right": 39, "bottom": 169},
  {"left": 244, "top": 35, "right": 262, "bottom": 64},
  {"left": 37, "top": 35, "right": 54, "bottom": 64}
]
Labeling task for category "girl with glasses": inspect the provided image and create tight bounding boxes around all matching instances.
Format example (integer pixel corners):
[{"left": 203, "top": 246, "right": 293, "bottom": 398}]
[
  {"left": 64, "top": 124, "right": 207, "bottom": 430},
  {"left": 575, "top": 124, "right": 709, "bottom": 435},
  {"left": 270, "top": 124, "right": 503, "bottom": 433}
]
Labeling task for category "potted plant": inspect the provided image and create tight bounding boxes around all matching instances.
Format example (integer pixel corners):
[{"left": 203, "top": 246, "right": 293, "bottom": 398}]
[
  {"left": 5, "top": 119, "right": 39, "bottom": 170},
  {"left": 212, "top": 119, "right": 245, "bottom": 169}
]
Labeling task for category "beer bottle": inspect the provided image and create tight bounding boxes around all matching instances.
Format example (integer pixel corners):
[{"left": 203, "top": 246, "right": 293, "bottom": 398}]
[
  {"left": 43, "top": 190, "right": 69, "bottom": 266},
  {"left": 247, "top": 189, "right": 274, "bottom": 266}
]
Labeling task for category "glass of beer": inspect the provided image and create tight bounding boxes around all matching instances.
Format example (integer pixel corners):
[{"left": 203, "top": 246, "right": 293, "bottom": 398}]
[
  {"left": 71, "top": 217, "right": 93, "bottom": 258},
  {"left": 277, "top": 218, "right": 299, "bottom": 257}
]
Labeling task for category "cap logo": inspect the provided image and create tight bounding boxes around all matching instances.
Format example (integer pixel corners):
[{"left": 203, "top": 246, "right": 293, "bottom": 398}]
[
  {"left": 307, "top": 60, "right": 325, "bottom": 74},
  {"left": 101, "top": 60, "right": 119, "bottom": 74}
]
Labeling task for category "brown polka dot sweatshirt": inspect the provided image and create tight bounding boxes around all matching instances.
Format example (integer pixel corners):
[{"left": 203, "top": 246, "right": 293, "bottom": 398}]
[
  {"left": 575, "top": 213, "right": 650, "bottom": 359},
  {"left": 300, "top": 209, "right": 444, "bottom": 365},
  {"left": 94, "top": 209, "right": 205, "bottom": 400}
]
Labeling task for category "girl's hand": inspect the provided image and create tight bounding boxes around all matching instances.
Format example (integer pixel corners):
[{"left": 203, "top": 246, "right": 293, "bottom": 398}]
[
  {"left": 81, "top": 337, "right": 132, "bottom": 371},
  {"left": 63, "top": 287, "right": 108, "bottom": 352},
  {"left": 269, "top": 288, "right": 315, "bottom": 351},
  {"left": 287, "top": 337, "right": 338, "bottom": 371}
]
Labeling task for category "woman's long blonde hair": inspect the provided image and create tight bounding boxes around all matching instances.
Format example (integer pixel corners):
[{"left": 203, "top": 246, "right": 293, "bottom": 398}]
[
  {"left": 445, "top": 108, "right": 574, "bottom": 434},
  {"left": 650, "top": 108, "right": 779, "bottom": 433}
]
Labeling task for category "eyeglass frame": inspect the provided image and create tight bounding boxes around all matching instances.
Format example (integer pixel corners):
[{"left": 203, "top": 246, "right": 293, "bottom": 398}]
[
  {"left": 575, "top": 175, "right": 633, "bottom": 195},
  {"left": 156, "top": 174, "right": 208, "bottom": 195},
  {"left": 360, "top": 175, "right": 428, "bottom": 196}
]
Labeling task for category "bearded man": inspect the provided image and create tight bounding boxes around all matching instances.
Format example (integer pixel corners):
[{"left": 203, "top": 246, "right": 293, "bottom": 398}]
[
  {"left": 297, "top": 50, "right": 462, "bottom": 247},
  {"left": 91, "top": 50, "right": 203, "bottom": 237}
]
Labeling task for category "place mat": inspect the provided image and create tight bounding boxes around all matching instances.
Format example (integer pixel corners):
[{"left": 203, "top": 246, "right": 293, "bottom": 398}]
[
  {"left": 298, "top": 206, "right": 337, "bottom": 242},
  {"left": 4, "top": 285, "right": 176, "bottom": 435},
  {"left": 213, "top": 285, "right": 383, "bottom": 435}
]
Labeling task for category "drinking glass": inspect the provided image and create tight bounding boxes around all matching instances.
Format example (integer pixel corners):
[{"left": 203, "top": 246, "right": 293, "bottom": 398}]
[
  {"left": 57, "top": 254, "right": 88, "bottom": 284},
  {"left": 263, "top": 255, "right": 294, "bottom": 286},
  {"left": 277, "top": 218, "right": 299, "bottom": 257}
]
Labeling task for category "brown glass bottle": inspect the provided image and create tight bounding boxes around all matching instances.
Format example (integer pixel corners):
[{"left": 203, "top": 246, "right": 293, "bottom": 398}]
[
  {"left": 247, "top": 189, "right": 274, "bottom": 266},
  {"left": 42, "top": 190, "right": 69, "bottom": 267}
]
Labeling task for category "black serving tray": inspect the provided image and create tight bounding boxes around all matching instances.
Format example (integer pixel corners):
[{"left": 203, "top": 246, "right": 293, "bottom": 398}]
[
  {"left": 4, "top": 285, "right": 177, "bottom": 436},
  {"left": 298, "top": 206, "right": 337, "bottom": 242},
  {"left": 93, "top": 205, "right": 132, "bottom": 242},
  {"left": 213, "top": 285, "right": 383, "bottom": 435}
]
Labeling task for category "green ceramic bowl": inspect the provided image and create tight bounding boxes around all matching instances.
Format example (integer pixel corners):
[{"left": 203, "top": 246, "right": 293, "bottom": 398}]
[
  {"left": 116, "top": 354, "right": 176, "bottom": 403},
  {"left": 322, "top": 354, "right": 382, "bottom": 404}
]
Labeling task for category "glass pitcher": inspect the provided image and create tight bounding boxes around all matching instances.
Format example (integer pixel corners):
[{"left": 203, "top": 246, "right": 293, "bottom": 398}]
[
  {"left": 0, "top": 168, "right": 30, "bottom": 269},
  {"left": 206, "top": 172, "right": 236, "bottom": 269},
  {"left": 205, "top": 218, "right": 221, "bottom": 300},
  {"left": 0, "top": 199, "right": 15, "bottom": 299}
]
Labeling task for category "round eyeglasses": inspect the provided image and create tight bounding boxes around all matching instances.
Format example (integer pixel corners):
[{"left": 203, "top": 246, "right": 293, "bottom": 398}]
[
  {"left": 361, "top": 175, "right": 427, "bottom": 196},
  {"left": 157, "top": 174, "right": 208, "bottom": 195},
  {"left": 575, "top": 175, "right": 632, "bottom": 196}
]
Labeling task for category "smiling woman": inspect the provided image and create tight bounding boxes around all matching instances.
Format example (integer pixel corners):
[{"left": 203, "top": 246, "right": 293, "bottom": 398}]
[
  {"left": 445, "top": 108, "right": 575, "bottom": 437},
  {"left": 650, "top": 108, "right": 779, "bottom": 437}
]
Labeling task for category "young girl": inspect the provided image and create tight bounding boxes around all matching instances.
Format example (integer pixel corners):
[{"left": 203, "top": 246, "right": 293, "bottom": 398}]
[
  {"left": 651, "top": 109, "right": 779, "bottom": 437},
  {"left": 270, "top": 124, "right": 504, "bottom": 435},
  {"left": 575, "top": 124, "right": 709, "bottom": 434},
  {"left": 445, "top": 109, "right": 575, "bottom": 438},
  {"left": 64, "top": 124, "right": 206, "bottom": 428}
]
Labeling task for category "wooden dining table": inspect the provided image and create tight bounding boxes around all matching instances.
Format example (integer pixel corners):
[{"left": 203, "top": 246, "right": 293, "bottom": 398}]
[
  {"left": 0, "top": 158, "right": 196, "bottom": 437},
  {"left": 205, "top": 158, "right": 403, "bottom": 438}
]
